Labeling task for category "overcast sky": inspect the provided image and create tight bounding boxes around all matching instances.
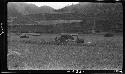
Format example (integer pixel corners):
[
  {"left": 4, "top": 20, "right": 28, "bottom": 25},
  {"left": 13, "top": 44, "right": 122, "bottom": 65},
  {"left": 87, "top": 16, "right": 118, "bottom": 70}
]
[{"left": 26, "top": 2, "right": 79, "bottom": 9}]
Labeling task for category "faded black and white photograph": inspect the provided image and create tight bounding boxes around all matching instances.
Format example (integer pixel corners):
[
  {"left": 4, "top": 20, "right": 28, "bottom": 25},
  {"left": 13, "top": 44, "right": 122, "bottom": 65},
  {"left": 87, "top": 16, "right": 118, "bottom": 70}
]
[{"left": 7, "top": 2, "right": 123, "bottom": 70}]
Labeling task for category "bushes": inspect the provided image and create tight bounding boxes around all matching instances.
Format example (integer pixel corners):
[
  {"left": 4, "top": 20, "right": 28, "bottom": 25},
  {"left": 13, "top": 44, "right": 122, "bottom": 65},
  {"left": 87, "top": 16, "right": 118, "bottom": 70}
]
[{"left": 104, "top": 33, "right": 114, "bottom": 37}]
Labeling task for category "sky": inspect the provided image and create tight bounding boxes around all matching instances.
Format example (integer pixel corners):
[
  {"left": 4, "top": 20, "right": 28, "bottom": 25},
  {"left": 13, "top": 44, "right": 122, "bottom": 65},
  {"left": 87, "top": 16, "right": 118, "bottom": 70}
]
[{"left": 26, "top": 2, "right": 79, "bottom": 9}]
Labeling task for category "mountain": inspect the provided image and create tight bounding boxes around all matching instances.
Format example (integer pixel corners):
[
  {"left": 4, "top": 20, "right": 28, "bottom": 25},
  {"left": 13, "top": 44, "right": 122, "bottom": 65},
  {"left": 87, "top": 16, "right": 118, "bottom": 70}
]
[
  {"left": 8, "top": 2, "right": 123, "bottom": 33},
  {"left": 7, "top": 2, "right": 22, "bottom": 17},
  {"left": 7, "top": 2, "right": 56, "bottom": 15},
  {"left": 24, "top": 5, "right": 55, "bottom": 14},
  {"left": 55, "top": 2, "right": 123, "bottom": 17},
  {"left": 26, "top": 3, "right": 123, "bottom": 22},
  {"left": 7, "top": 2, "right": 37, "bottom": 24},
  {"left": 7, "top": 2, "right": 55, "bottom": 24},
  {"left": 38, "top": 6, "right": 55, "bottom": 13}
]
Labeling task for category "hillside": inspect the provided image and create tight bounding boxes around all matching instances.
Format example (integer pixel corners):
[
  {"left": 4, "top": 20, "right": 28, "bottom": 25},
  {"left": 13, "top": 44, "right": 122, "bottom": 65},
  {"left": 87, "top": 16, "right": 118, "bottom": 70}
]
[
  {"left": 7, "top": 2, "right": 56, "bottom": 24},
  {"left": 7, "top": 3, "right": 22, "bottom": 17},
  {"left": 8, "top": 2, "right": 56, "bottom": 15},
  {"left": 8, "top": 2, "right": 123, "bottom": 33}
]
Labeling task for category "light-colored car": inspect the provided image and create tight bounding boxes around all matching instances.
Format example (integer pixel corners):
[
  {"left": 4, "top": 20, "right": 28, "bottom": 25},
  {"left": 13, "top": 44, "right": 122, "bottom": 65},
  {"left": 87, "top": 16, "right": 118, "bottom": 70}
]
[{"left": 20, "top": 33, "right": 29, "bottom": 38}]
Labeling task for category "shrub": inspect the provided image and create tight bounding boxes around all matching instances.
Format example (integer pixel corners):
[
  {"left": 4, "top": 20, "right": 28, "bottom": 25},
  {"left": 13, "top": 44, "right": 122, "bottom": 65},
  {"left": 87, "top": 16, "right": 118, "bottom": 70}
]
[{"left": 104, "top": 33, "right": 114, "bottom": 37}]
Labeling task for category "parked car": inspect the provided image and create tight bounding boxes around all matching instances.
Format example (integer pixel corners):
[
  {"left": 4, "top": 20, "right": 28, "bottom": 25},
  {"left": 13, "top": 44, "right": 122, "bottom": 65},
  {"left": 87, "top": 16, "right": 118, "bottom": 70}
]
[{"left": 20, "top": 33, "right": 29, "bottom": 38}]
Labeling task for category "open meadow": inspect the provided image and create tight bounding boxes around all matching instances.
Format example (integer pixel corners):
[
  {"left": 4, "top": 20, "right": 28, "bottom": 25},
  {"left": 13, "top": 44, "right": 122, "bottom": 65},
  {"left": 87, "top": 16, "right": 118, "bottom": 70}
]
[{"left": 7, "top": 33, "right": 123, "bottom": 70}]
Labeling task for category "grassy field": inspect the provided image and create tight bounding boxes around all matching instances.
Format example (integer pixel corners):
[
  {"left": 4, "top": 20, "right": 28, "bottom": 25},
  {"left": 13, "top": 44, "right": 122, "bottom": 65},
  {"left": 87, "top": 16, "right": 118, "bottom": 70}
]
[{"left": 7, "top": 33, "right": 123, "bottom": 70}]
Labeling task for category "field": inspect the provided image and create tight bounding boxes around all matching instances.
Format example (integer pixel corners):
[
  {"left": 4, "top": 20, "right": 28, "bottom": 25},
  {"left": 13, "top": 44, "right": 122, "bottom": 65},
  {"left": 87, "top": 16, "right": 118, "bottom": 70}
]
[{"left": 7, "top": 33, "right": 123, "bottom": 70}]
